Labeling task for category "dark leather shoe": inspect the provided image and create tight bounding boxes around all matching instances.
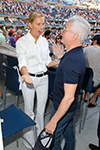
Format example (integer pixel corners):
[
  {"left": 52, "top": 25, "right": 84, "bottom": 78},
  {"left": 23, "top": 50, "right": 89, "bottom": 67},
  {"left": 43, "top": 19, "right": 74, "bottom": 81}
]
[{"left": 89, "top": 143, "right": 99, "bottom": 150}]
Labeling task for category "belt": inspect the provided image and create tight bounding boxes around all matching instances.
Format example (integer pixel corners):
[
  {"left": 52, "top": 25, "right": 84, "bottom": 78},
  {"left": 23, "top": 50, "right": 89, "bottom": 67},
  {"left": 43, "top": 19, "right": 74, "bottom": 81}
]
[{"left": 29, "top": 71, "right": 48, "bottom": 77}]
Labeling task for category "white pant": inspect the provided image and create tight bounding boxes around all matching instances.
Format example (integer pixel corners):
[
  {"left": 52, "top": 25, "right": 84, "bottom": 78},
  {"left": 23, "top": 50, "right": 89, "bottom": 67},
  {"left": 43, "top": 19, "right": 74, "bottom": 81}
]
[{"left": 21, "top": 75, "right": 48, "bottom": 148}]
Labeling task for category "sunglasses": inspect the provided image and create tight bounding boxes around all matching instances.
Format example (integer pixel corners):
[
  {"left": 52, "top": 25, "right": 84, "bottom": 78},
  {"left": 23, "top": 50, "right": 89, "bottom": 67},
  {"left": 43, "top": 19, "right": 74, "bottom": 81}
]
[{"left": 57, "top": 37, "right": 62, "bottom": 40}]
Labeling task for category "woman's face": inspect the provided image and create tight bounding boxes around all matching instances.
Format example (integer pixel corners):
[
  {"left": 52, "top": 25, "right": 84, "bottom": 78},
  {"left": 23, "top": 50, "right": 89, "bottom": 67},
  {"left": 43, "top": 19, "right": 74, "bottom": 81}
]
[
  {"left": 29, "top": 16, "right": 45, "bottom": 40},
  {"left": 56, "top": 36, "right": 61, "bottom": 44}
]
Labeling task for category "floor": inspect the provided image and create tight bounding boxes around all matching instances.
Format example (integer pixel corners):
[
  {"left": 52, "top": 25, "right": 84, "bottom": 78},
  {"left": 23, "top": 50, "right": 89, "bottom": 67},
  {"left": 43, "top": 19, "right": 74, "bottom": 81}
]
[{"left": 0, "top": 79, "right": 100, "bottom": 150}]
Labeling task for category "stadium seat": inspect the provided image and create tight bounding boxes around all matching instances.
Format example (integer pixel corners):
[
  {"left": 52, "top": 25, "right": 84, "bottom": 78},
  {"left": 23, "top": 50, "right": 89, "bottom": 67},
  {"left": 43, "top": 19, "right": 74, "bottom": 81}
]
[{"left": 0, "top": 104, "right": 36, "bottom": 149}]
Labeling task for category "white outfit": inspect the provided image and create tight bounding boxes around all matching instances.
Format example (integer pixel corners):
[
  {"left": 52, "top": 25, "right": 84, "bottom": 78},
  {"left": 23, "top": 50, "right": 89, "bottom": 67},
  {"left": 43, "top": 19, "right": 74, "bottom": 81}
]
[
  {"left": 16, "top": 32, "right": 51, "bottom": 148},
  {"left": 84, "top": 45, "right": 100, "bottom": 87}
]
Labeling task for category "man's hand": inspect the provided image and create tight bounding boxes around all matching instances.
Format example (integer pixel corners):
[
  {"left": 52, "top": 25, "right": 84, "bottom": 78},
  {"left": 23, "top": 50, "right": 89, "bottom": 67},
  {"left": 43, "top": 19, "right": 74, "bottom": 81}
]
[
  {"left": 45, "top": 120, "right": 57, "bottom": 135},
  {"left": 52, "top": 43, "right": 64, "bottom": 59},
  {"left": 21, "top": 75, "right": 33, "bottom": 84}
]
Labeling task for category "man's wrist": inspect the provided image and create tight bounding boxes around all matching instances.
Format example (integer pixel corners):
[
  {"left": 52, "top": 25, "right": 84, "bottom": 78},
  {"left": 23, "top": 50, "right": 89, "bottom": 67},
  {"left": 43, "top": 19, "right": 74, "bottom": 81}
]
[
  {"left": 58, "top": 54, "right": 63, "bottom": 60},
  {"left": 50, "top": 118, "right": 57, "bottom": 126}
]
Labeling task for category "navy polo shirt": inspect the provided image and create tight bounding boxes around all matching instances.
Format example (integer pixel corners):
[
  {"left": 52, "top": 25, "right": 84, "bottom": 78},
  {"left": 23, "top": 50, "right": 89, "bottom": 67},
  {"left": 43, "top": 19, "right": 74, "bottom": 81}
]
[{"left": 53, "top": 46, "right": 86, "bottom": 112}]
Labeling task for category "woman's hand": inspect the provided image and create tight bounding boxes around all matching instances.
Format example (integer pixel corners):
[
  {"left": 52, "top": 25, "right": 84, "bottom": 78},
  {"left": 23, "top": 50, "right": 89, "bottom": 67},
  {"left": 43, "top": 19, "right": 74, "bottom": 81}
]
[
  {"left": 52, "top": 43, "right": 64, "bottom": 59},
  {"left": 21, "top": 75, "right": 33, "bottom": 84}
]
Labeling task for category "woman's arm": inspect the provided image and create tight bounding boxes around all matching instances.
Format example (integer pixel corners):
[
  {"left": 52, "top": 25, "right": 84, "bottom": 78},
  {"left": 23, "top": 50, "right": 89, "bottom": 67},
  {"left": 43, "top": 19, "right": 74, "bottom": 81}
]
[
  {"left": 20, "top": 66, "right": 33, "bottom": 84},
  {"left": 16, "top": 39, "right": 33, "bottom": 84},
  {"left": 47, "top": 60, "right": 60, "bottom": 68}
]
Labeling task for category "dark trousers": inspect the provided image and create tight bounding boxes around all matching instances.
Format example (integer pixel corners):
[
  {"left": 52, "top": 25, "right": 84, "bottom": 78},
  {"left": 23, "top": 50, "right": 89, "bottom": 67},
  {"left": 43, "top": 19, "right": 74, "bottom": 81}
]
[{"left": 49, "top": 105, "right": 76, "bottom": 150}]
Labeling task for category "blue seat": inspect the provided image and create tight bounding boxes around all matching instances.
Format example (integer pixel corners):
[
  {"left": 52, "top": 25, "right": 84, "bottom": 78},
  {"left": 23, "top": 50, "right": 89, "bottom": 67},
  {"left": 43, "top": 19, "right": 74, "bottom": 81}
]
[
  {"left": 6, "top": 56, "right": 18, "bottom": 67},
  {"left": 2, "top": 63, "right": 21, "bottom": 108},
  {"left": 79, "top": 67, "right": 94, "bottom": 132},
  {"left": 0, "top": 104, "right": 36, "bottom": 148}
]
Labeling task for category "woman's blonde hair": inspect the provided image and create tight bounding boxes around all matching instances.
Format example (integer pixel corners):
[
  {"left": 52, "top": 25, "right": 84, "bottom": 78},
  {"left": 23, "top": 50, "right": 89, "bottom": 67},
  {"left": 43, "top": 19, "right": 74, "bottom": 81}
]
[{"left": 29, "top": 11, "right": 44, "bottom": 23}]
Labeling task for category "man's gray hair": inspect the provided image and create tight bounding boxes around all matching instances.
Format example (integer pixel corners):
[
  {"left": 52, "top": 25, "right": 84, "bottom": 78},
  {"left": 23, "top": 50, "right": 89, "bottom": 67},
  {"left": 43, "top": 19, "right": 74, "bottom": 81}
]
[
  {"left": 17, "top": 29, "right": 22, "bottom": 36},
  {"left": 67, "top": 16, "right": 91, "bottom": 44}
]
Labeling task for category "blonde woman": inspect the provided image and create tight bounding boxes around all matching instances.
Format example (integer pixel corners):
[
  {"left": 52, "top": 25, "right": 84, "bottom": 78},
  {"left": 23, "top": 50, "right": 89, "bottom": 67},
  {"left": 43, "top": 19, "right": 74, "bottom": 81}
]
[{"left": 16, "top": 11, "right": 60, "bottom": 149}]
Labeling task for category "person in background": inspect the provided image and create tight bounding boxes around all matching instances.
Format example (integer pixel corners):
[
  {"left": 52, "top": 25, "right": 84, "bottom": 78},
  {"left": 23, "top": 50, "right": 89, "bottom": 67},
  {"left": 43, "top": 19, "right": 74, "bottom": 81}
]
[
  {"left": 8, "top": 30, "right": 16, "bottom": 47},
  {"left": 16, "top": 11, "right": 60, "bottom": 149},
  {"left": 44, "top": 29, "right": 51, "bottom": 41},
  {"left": 88, "top": 86, "right": 100, "bottom": 108},
  {"left": 44, "top": 29, "right": 54, "bottom": 59},
  {"left": 24, "top": 29, "right": 29, "bottom": 35},
  {"left": 84, "top": 35, "right": 100, "bottom": 107},
  {"left": 46, "top": 16, "right": 90, "bottom": 150},
  {"left": 0, "top": 29, "right": 5, "bottom": 43},
  {"left": 15, "top": 29, "right": 22, "bottom": 42},
  {"left": 55, "top": 34, "right": 63, "bottom": 46},
  {"left": 1, "top": 26, "right": 7, "bottom": 38},
  {"left": 54, "top": 34, "right": 65, "bottom": 59}
]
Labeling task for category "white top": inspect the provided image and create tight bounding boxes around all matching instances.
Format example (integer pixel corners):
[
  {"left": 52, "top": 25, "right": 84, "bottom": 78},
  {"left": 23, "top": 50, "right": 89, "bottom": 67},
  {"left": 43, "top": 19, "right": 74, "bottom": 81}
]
[
  {"left": 16, "top": 32, "right": 51, "bottom": 74},
  {"left": 84, "top": 45, "right": 100, "bottom": 87}
]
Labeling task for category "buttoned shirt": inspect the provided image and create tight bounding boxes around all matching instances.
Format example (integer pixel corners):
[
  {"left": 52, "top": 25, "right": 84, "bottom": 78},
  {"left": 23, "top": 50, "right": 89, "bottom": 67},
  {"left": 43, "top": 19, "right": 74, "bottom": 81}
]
[
  {"left": 16, "top": 32, "right": 51, "bottom": 74},
  {"left": 84, "top": 45, "right": 100, "bottom": 87}
]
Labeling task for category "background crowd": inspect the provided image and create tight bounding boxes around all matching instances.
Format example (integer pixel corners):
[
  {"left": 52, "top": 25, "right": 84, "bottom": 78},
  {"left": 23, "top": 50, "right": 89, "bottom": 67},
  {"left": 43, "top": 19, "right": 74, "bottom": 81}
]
[{"left": 0, "top": 0, "right": 100, "bottom": 21}]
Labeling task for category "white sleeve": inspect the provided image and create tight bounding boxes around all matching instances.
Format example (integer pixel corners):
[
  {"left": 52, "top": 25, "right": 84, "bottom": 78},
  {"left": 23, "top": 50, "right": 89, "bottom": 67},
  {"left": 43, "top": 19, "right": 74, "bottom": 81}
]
[
  {"left": 16, "top": 39, "right": 27, "bottom": 70},
  {"left": 45, "top": 40, "right": 51, "bottom": 66}
]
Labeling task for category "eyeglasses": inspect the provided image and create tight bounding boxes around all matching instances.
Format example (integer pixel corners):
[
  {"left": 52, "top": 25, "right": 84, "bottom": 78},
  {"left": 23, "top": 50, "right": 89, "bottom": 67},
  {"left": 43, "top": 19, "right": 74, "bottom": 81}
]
[
  {"left": 62, "top": 27, "right": 74, "bottom": 33},
  {"left": 56, "top": 38, "right": 60, "bottom": 40}
]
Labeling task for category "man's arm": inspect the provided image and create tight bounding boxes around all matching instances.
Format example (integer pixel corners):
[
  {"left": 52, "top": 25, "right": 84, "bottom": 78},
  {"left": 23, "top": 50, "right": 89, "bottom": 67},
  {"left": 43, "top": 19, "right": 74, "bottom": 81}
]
[{"left": 45, "top": 83, "right": 77, "bottom": 135}]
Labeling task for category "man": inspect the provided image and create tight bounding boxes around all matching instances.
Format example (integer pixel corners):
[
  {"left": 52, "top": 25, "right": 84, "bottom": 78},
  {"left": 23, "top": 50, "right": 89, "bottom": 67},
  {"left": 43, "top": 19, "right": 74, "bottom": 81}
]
[
  {"left": 84, "top": 35, "right": 100, "bottom": 107},
  {"left": 15, "top": 29, "right": 22, "bottom": 42},
  {"left": 44, "top": 29, "right": 51, "bottom": 40},
  {"left": 44, "top": 29, "right": 54, "bottom": 58},
  {"left": 46, "top": 16, "right": 90, "bottom": 150}
]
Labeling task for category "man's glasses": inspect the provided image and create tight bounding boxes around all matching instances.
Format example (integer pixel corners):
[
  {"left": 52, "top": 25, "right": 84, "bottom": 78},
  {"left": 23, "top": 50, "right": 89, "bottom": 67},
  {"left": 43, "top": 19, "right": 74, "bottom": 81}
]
[{"left": 62, "top": 27, "right": 74, "bottom": 33}]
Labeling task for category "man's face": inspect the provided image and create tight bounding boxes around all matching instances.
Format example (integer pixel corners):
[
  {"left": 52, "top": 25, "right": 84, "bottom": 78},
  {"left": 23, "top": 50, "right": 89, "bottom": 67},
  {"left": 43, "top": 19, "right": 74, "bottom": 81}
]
[
  {"left": 61, "top": 21, "right": 75, "bottom": 47},
  {"left": 47, "top": 33, "right": 51, "bottom": 39}
]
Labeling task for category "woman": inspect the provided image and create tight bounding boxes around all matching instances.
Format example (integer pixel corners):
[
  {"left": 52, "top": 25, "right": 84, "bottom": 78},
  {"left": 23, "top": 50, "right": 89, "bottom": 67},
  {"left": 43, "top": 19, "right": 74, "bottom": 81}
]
[
  {"left": 55, "top": 34, "right": 63, "bottom": 46},
  {"left": 16, "top": 11, "right": 60, "bottom": 149},
  {"left": 53, "top": 34, "right": 65, "bottom": 59}
]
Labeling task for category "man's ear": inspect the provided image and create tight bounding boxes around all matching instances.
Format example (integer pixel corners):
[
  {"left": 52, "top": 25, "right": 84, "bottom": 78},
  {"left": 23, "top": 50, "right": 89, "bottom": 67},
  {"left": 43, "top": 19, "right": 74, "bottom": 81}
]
[
  {"left": 93, "top": 40, "right": 97, "bottom": 45},
  {"left": 73, "top": 33, "right": 78, "bottom": 40}
]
